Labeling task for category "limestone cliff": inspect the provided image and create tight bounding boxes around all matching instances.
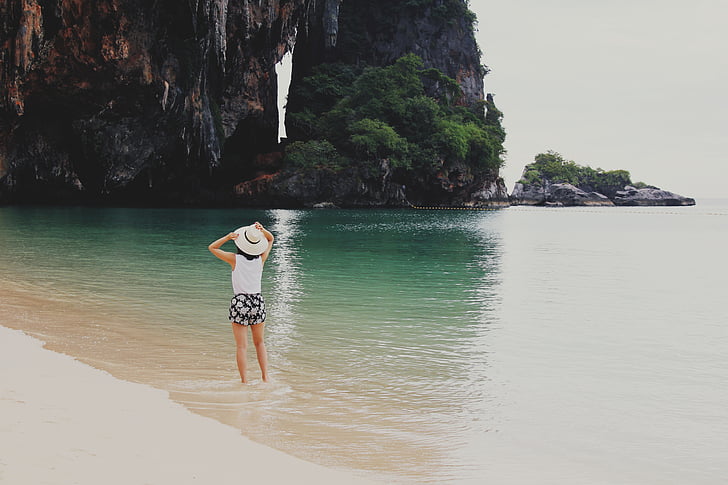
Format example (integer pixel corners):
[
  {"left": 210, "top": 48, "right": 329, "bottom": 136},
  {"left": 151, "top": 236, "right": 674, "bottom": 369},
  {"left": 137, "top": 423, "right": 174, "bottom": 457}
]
[
  {"left": 276, "top": 0, "right": 507, "bottom": 208},
  {"left": 1, "top": 0, "right": 303, "bottom": 203},
  {"left": 289, "top": 0, "right": 485, "bottom": 108},
  {"left": 0, "top": 0, "right": 503, "bottom": 206}
]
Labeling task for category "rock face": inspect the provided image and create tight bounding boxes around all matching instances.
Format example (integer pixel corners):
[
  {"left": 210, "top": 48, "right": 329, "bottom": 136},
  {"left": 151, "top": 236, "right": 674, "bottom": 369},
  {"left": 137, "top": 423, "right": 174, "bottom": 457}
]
[
  {"left": 290, "top": 0, "right": 485, "bottom": 106},
  {"left": 613, "top": 186, "right": 696, "bottom": 206},
  {"left": 234, "top": 160, "right": 408, "bottom": 208},
  {"left": 469, "top": 177, "right": 510, "bottom": 207},
  {"left": 1, "top": 0, "right": 505, "bottom": 207},
  {"left": 233, "top": 158, "right": 510, "bottom": 209},
  {"left": 511, "top": 179, "right": 694, "bottom": 207},
  {"left": 510, "top": 181, "right": 613, "bottom": 206},
  {"left": 1, "top": 0, "right": 303, "bottom": 204}
]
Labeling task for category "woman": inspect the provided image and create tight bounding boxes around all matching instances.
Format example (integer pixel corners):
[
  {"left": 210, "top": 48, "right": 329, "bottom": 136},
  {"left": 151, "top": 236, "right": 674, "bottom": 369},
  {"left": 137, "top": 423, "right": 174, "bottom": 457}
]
[{"left": 208, "top": 222, "right": 274, "bottom": 383}]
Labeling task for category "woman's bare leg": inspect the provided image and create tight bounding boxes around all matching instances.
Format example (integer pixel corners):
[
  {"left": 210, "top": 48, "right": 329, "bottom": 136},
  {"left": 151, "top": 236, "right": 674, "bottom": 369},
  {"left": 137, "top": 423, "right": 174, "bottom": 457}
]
[
  {"left": 250, "top": 322, "right": 269, "bottom": 382},
  {"left": 231, "top": 323, "right": 249, "bottom": 383}
]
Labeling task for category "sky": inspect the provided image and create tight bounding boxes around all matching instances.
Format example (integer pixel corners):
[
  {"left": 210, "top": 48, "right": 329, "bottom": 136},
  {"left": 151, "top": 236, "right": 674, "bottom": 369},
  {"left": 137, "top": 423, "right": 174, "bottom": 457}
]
[
  {"left": 470, "top": 0, "right": 727, "bottom": 198},
  {"left": 278, "top": 1, "right": 727, "bottom": 198}
]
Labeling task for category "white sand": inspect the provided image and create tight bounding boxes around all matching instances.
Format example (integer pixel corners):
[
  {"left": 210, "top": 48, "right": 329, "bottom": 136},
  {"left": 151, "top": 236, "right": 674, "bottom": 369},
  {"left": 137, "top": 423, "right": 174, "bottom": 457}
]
[{"left": 0, "top": 325, "right": 376, "bottom": 485}]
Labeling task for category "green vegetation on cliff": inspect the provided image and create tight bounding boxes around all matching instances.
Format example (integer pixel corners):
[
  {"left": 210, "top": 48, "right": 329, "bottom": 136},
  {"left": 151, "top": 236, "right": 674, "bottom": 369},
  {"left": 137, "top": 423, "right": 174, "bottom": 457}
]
[
  {"left": 284, "top": 54, "right": 504, "bottom": 177},
  {"left": 519, "top": 151, "right": 644, "bottom": 197}
]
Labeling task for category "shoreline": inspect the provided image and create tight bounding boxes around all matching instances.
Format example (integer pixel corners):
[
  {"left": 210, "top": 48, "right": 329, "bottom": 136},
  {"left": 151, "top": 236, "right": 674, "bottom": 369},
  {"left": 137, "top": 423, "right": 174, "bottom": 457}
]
[
  {"left": 0, "top": 325, "right": 376, "bottom": 485},
  {"left": 0, "top": 275, "right": 418, "bottom": 483}
]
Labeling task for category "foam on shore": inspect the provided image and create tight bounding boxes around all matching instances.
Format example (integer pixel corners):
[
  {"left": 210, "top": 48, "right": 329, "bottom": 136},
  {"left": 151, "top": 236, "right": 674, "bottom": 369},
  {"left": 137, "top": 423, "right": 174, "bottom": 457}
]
[{"left": 0, "top": 325, "right": 375, "bottom": 485}]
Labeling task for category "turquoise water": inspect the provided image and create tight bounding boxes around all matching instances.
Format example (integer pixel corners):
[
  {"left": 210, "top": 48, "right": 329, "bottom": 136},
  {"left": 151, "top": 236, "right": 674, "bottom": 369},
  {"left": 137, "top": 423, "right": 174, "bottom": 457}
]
[{"left": 1, "top": 203, "right": 727, "bottom": 483}]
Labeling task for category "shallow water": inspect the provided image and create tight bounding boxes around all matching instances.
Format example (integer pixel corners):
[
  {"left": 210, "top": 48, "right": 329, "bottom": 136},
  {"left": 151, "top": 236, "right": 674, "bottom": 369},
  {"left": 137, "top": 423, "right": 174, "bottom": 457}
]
[{"left": 1, "top": 202, "right": 727, "bottom": 483}]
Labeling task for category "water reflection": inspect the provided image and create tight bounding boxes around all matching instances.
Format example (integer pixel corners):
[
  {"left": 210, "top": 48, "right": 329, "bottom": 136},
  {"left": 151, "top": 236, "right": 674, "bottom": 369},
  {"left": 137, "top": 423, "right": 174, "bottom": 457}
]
[
  {"left": 263, "top": 209, "right": 305, "bottom": 369},
  {"left": 255, "top": 209, "right": 507, "bottom": 482}
]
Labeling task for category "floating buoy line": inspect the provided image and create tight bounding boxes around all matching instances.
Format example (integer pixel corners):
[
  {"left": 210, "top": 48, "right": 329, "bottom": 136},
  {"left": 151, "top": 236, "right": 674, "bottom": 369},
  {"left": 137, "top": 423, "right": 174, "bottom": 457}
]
[{"left": 407, "top": 203, "right": 726, "bottom": 216}]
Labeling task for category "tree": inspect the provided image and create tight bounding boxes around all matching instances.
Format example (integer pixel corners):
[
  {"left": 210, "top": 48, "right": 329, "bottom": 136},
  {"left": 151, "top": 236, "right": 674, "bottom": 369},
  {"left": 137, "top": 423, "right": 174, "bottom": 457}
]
[
  {"left": 524, "top": 151, "right": 633, "bottom": 196},
  {"left": 349, "top": 119, "right": 410, "bottom": 167},
  {"left": 284, "top": 54, "right": 505, "bottom": 175},
  {"left": 284, "top": 140, "right": 348, "bottom": 171}
]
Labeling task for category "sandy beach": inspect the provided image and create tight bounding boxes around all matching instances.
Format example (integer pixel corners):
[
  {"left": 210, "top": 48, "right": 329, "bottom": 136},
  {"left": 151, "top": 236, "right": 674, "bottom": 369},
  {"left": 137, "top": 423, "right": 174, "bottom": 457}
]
[{"left": 0, "top": 325, "right": 375, "bottom": 485}]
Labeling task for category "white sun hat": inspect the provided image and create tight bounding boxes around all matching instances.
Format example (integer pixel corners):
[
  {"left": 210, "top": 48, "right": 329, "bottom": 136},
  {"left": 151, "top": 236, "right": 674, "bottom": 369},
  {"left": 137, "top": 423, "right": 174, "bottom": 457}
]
[{"left": 233, "top": 225, "right": 268, "bottom": 256}]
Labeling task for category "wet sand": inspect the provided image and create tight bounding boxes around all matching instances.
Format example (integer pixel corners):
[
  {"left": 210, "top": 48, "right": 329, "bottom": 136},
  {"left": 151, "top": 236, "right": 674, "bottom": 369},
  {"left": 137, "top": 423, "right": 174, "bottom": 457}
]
[
  {"left": 0, "top": 278, "right": 429, "bottom": 483},
  {"left": 0, "top": 325, "right": 376, "bottom": 485}
]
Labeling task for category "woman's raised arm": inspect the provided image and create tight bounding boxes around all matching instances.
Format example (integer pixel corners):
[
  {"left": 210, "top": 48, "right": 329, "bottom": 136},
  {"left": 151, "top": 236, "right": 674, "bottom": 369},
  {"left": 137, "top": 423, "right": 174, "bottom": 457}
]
[
  {"left": 254, "top": 222, "right": 275, "bottom": 263},
  {"left": 208, "top": 232, "right": 238, "bottom": 268}
]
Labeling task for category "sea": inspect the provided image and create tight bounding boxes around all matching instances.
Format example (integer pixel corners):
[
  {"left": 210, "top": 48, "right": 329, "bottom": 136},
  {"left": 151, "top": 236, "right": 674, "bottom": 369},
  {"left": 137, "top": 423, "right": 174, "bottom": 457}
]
[{"left": 1, "top": 201, "right": 727, "bottom": 484}]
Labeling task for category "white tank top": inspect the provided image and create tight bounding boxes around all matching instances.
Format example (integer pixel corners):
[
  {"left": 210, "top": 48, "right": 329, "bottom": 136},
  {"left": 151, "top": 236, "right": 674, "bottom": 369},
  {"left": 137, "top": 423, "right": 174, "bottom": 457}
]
[{"left": 231, "top": 254, "right": 263, "bottom": 294}]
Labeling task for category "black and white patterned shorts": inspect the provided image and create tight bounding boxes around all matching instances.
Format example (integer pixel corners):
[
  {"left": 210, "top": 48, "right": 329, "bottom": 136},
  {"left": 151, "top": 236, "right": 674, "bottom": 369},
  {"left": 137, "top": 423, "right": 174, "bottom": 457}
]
[{"left": 229, "top": 293, "right": 267, "bottom": 326}]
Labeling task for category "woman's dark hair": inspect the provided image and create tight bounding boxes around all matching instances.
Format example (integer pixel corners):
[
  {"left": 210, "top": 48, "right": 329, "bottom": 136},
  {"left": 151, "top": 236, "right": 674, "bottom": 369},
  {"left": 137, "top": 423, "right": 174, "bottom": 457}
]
[{"left": 237, "top": 248, "right": 260, "bottom": 260}]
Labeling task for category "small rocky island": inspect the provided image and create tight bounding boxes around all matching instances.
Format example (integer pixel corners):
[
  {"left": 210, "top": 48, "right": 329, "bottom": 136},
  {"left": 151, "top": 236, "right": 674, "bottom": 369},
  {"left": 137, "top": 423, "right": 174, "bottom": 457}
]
[{"left": 510, "top": 152, "right": 695, "bottom": 207}]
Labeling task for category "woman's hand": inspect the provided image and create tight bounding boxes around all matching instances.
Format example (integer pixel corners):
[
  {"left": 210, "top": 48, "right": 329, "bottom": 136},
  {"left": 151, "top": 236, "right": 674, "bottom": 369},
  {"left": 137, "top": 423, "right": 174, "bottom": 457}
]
[{"left": 227, "top": 232, "right": 238, "bottom": 240}]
